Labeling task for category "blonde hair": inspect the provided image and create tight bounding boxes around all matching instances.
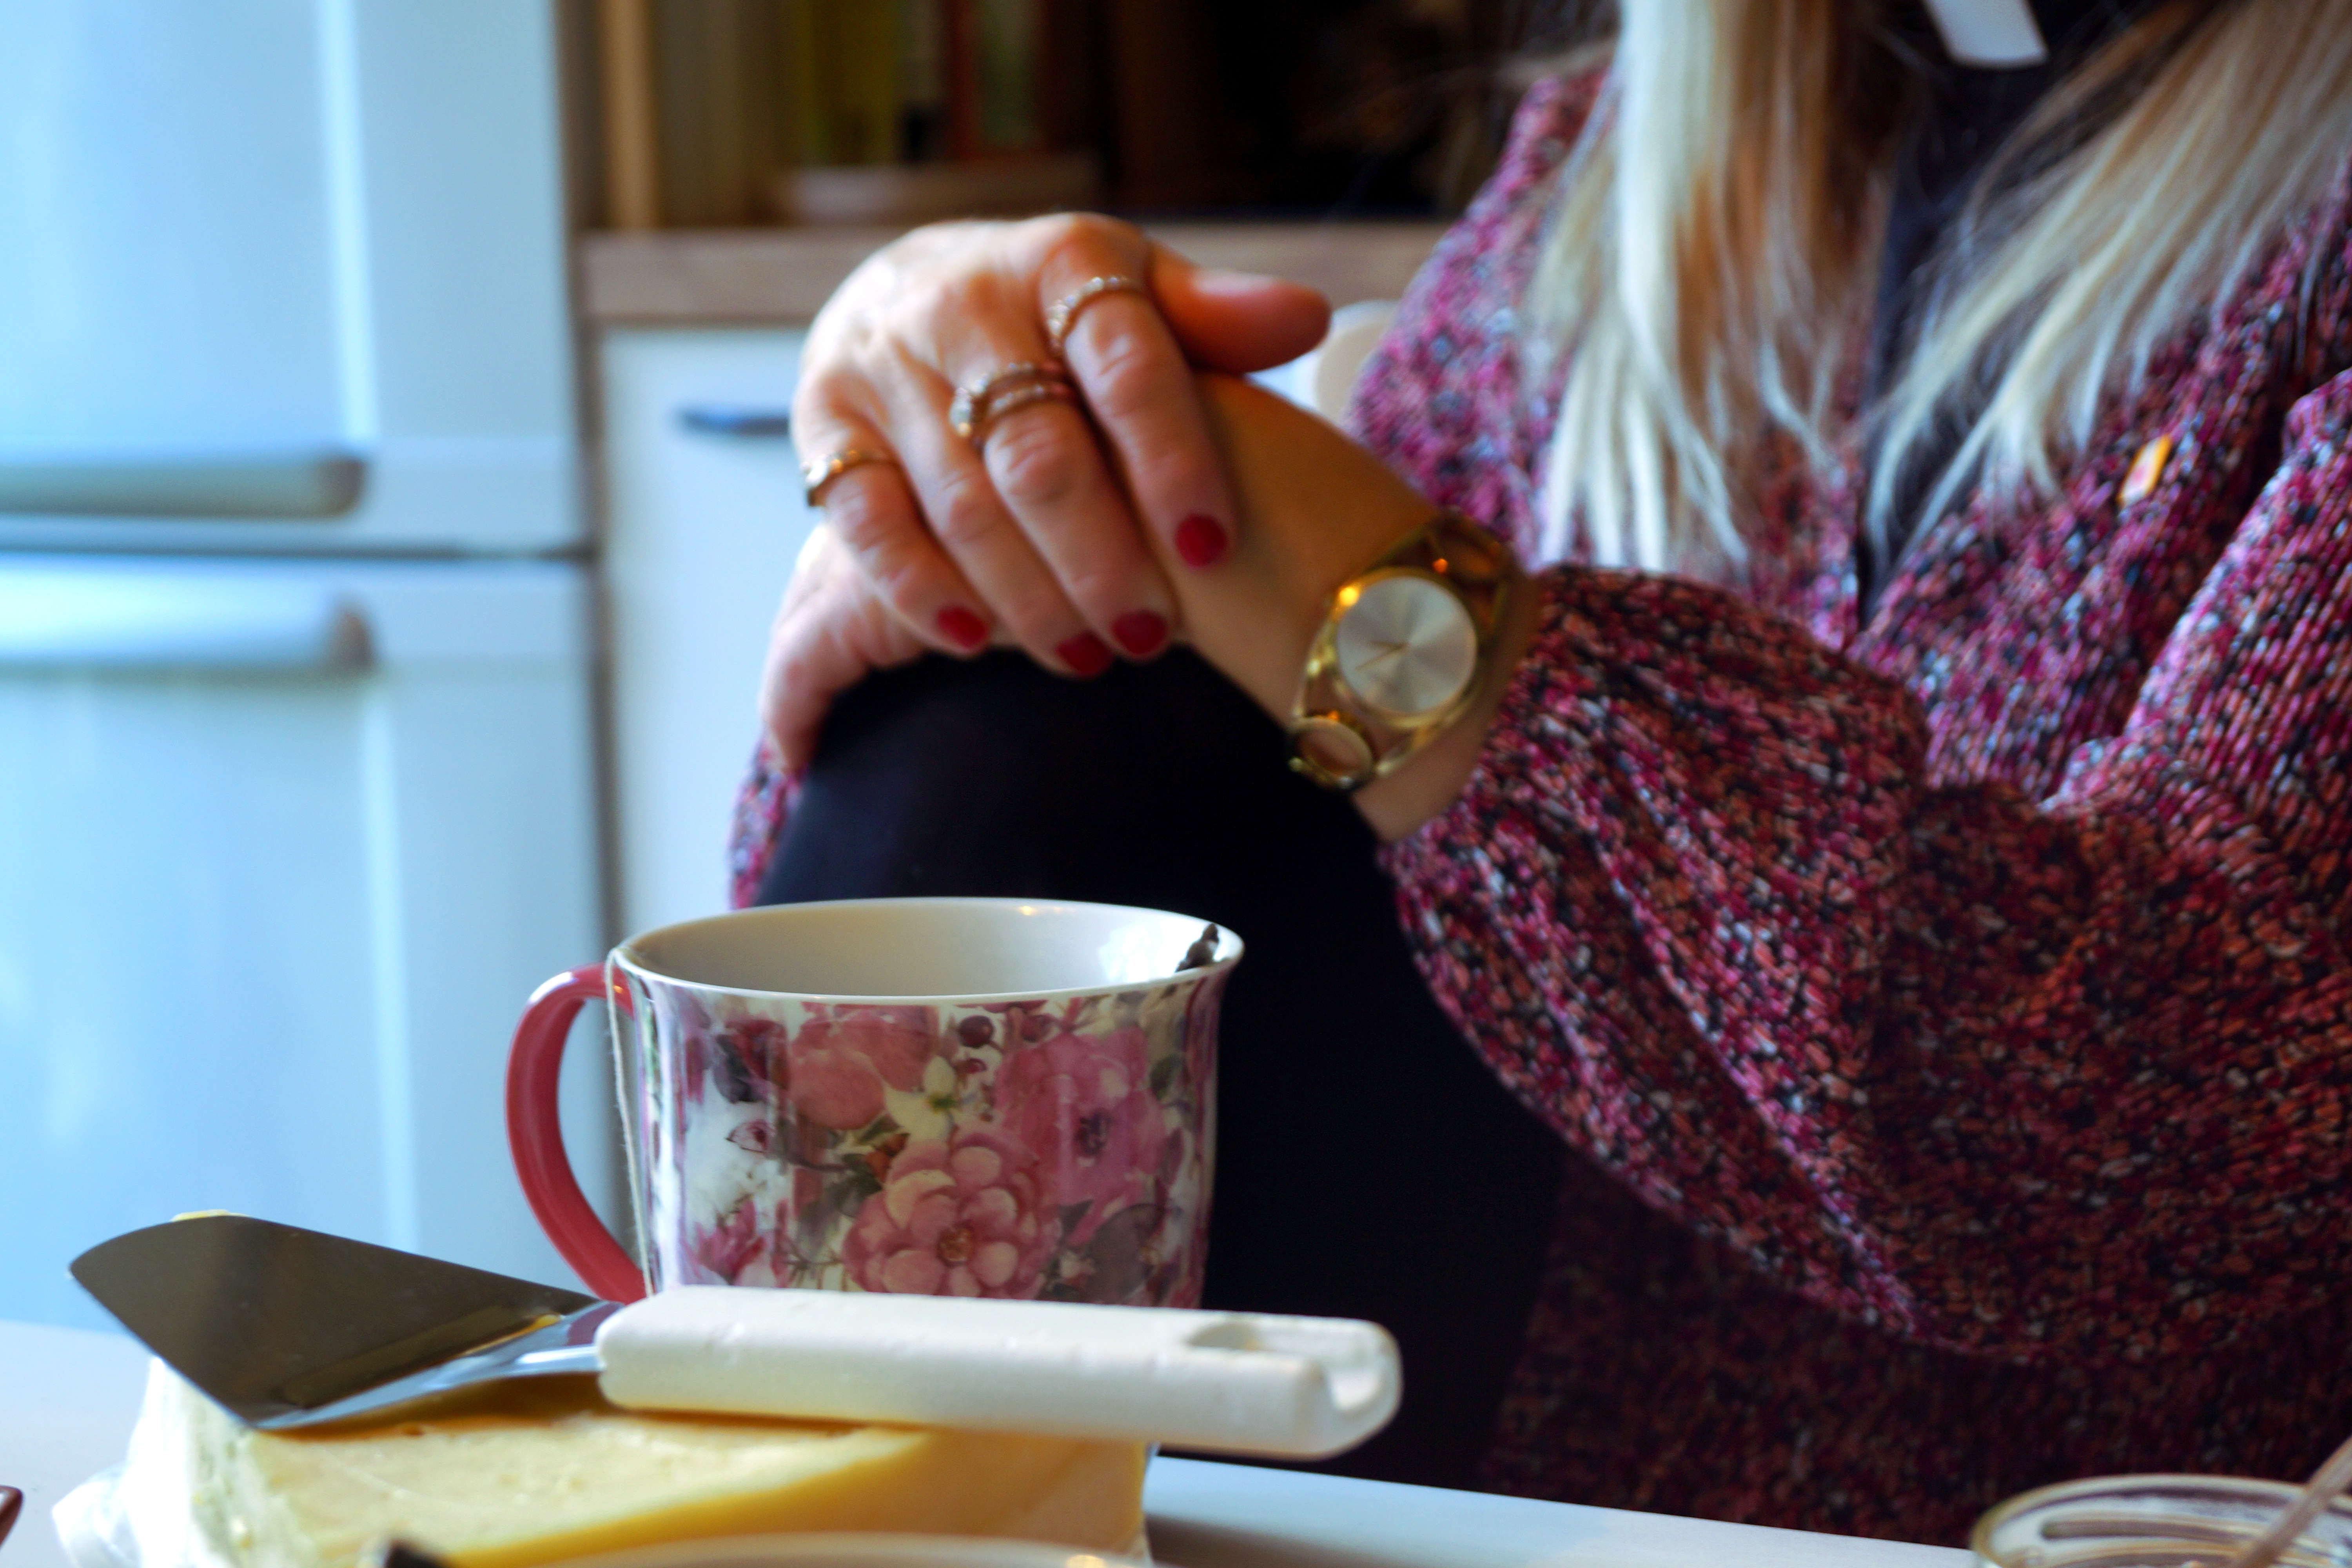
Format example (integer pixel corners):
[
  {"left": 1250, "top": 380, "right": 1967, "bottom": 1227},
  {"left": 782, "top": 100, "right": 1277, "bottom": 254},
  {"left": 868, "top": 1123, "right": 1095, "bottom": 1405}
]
[{"left": 1528, "top": 0, "right": 2352, "bottom": 574}]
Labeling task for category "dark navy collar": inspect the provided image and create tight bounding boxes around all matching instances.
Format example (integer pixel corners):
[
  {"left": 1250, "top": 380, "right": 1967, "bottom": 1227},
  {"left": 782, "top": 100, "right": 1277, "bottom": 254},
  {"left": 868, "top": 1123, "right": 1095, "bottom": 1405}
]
[{"left": 1860, "top": 0, "right": 2183, "bottom": 612}]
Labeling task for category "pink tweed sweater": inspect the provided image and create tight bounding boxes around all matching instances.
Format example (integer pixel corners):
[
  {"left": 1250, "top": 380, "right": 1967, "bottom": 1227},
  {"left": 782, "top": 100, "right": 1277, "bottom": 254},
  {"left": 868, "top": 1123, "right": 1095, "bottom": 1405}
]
[{"left": 733, "top": 76, "right": 2352, "bottom": 1542}]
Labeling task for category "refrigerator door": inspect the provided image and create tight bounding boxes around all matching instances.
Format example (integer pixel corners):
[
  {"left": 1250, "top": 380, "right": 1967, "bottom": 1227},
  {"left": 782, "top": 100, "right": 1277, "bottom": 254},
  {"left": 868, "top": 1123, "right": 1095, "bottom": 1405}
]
[
  {"left": 0, "top": 556, "right": 612, "bottom": 1330},
  {"left": 0, "top": 0, "right": 577, "bottom": 554}
]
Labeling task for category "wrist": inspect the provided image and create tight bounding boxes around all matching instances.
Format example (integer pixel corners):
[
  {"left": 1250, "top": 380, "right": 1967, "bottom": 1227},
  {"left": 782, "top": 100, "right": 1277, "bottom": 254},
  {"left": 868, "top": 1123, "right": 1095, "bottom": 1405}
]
[
  {"left": 1351, "top": 579, "right": 1538, "bottom": 840},
  {"left": 1166, "top": 375, "right": 1437, "bottom": 715},
  {"left": 1163, "top": 375, "right": 1535, "bottom": 840}
]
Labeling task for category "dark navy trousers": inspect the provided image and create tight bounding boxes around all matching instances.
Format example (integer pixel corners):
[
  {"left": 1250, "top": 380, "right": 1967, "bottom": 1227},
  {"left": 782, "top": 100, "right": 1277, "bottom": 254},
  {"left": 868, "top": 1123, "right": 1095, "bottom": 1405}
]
[{"left": 756, "top": 649, "right": 1562, "bottom": 1490}]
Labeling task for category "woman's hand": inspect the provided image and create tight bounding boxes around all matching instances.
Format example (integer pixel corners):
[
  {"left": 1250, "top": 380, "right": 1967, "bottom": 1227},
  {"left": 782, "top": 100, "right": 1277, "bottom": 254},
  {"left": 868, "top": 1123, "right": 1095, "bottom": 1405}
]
[
  {"left": 790, "top": 214, "right": 1328, "bottom": 676},
  {"left": 758, "top": 523, "right": 932, "bottom": 774},
  {"left": 767, "top": 370, "right": 1538, "bottom": 840}
]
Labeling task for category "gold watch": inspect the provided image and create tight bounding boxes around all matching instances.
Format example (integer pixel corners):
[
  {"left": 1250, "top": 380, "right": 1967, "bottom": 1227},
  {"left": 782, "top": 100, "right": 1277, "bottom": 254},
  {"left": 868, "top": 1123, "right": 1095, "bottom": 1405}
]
[{"left": 1287, "top": 512, "right": 1520, "bottom": 791}]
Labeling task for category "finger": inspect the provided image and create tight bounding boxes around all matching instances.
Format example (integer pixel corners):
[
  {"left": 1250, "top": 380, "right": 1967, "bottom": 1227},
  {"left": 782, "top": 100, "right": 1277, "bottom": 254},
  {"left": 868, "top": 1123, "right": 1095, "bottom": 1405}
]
[
  {"left": 759, "top": 558, "right": 929, "bottom": 775},
  {"left": 774, "top": 520, "right": 863, "bottom": 637},
  {"left": 969, "top": 375, "right": 1177, "bottom": 663},
  {"left": 884, "top": 345, "right": 1129, "bottom": 675},
  {"left": 1036, "top": 232, "right": 1247, "bottom": 574},
  {"left": 791, "top": 394, "right": 995, "bottom": 655},
  {"left": 1151, "top": 250, "right": 1332, "bottom": 372}
]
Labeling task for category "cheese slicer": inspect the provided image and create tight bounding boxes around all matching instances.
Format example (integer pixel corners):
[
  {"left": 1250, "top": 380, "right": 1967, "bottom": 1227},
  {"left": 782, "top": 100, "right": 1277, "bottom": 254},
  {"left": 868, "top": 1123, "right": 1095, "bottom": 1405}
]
[{"left": 70, "top": 1214, "right": 1399, "bottom": 1459}]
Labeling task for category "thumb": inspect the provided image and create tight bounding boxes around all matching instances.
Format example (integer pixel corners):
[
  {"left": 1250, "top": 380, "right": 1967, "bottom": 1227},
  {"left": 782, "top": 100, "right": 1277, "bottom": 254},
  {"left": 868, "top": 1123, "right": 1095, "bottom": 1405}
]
[{"left": 1149, "top": 245, "right": 1332, "bottom": 373}]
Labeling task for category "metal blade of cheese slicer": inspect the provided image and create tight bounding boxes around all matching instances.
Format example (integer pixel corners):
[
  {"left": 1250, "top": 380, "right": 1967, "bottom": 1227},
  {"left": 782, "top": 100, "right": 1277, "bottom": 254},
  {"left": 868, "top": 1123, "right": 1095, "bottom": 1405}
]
[{"left": 71, "top": 1214, "right": 620, "bottom": 1429}]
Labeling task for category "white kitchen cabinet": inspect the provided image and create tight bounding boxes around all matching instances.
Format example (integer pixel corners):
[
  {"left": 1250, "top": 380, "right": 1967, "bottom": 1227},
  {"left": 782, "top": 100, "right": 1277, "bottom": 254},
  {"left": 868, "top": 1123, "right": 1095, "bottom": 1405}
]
[
  {"left": 0, "top": 557, "right": 613, "bottom": 1329},
  {"left": 599, "top": 329, "right": 817, "bottom": 939}
]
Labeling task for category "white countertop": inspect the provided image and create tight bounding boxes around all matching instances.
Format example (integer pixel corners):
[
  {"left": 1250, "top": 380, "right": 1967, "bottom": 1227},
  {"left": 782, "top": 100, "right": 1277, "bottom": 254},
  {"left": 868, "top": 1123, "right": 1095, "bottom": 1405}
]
[{"left": 0, "top": 1317, "right": 1966, "bottom": 1568}]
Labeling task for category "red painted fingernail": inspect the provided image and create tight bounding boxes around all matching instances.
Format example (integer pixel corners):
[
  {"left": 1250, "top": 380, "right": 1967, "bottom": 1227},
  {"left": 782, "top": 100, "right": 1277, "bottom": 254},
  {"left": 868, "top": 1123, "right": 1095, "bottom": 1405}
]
[
  {"left": 1057, "top": 632, "right": 1114, "bottom": 677},
  {"left": 0, "top": 1486, "right": 20, "bottom": 1548},
  {"left": 1174, "top": 513, "right": 1229, "bottom": 568},
  {"left": 1111, "top": 610, "right": 1169, "bottom": 657},
  {"left": 936, "top": 605, "right": 989, "bottom": 649}
]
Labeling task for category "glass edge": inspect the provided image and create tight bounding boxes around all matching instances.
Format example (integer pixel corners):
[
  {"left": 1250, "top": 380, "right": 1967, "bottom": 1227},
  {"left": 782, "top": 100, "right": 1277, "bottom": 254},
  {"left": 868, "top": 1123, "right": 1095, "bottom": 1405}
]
[{"left": 1969, "top": 1474, "right": 2327, "bottom": 1565}]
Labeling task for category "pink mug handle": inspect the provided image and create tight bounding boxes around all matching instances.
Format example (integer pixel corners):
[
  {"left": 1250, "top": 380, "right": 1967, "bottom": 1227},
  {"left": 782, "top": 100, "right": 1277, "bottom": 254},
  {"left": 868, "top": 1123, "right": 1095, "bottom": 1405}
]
[{"left": 507, "top": 964, "right": 647, "bottom": 1302}]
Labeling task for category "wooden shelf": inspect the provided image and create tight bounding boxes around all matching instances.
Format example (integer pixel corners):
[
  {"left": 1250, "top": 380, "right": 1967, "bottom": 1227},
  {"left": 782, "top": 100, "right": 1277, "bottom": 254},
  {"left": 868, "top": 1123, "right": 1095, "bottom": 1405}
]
[{"left": 577, "top": 221, "right": 1448, "bottom": 324}]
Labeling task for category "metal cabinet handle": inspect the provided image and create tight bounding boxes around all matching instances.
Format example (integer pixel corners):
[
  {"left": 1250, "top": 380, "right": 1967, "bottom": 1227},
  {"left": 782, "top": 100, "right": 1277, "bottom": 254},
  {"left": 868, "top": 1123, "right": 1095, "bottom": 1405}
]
[
  {"left": 0, "top": 573, "right": 372, "bottom": 670},
  {"left": 675, "top": 406, "right": 792, "bottom": 438},
  {"left": 0, "top": 450, "right": 367, "bottom": 518}
]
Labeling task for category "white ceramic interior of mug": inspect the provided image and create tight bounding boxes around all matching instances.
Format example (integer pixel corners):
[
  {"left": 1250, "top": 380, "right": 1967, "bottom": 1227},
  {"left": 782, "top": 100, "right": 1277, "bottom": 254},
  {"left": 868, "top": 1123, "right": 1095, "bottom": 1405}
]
[{"left": 614, "top": 896, "right": 1241, "bottom": 1001}]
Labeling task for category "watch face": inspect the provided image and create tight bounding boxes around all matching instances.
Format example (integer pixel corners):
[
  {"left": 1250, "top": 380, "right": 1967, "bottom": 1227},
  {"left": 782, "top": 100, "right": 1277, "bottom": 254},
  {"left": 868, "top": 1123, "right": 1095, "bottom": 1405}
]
[{"left": 1333, "top": 571, "right": 1478, "bottom": 719}]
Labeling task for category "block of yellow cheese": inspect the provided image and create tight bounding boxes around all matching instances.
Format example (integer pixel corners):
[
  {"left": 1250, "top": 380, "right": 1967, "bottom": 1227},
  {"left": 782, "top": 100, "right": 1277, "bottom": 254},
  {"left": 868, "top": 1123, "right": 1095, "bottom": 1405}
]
[{"left": 78, "top": 1364, "right": 1145, "bottom": 1568}]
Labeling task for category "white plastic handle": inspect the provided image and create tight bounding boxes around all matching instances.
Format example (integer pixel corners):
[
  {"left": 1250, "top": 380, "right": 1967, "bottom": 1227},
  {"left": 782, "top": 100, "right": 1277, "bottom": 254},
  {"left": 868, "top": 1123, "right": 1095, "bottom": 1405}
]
[{"left": 595, "top": 1287, "right": 1401, "bottom": 1459}]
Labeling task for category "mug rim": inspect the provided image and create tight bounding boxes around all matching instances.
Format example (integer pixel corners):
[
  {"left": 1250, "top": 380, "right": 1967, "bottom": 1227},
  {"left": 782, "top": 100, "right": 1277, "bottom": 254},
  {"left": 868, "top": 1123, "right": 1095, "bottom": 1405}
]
[{"left": 610, "top": 894, "right": 1243, "bottom": 1005}]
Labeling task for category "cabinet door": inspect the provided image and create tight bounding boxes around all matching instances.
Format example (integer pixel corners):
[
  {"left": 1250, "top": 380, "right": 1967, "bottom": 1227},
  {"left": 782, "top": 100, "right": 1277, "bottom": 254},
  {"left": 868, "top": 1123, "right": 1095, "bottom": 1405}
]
[
  {"left": 0, "top": 558, "right": 611, "bottom": 1329},
  {"left": 601, "top": 328, "right": 817, "bottom": 937}
]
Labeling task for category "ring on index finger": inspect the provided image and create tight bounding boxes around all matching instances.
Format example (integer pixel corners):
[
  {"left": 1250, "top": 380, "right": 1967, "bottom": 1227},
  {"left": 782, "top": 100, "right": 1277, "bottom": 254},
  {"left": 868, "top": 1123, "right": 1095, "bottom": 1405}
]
[
  {"left": 802, "top": 446, "right": 899, "bottom": 507},
  {"left": 1045, "top": 275, "right": 1148, "bottom": 358}
]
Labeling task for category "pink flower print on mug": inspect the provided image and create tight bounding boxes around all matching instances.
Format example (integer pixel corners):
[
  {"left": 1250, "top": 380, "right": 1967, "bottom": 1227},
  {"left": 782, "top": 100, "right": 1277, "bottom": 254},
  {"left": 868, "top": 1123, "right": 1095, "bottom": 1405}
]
[
  {"left": 1000, "top": 1022, "right": 1167, "bottom": 1244},
  {"left": 842, "top": 1125, "right": 1056, "bottom": 1297},
  {"left": 784, "top": 1006, "right": 939, "bottom": 1129}
]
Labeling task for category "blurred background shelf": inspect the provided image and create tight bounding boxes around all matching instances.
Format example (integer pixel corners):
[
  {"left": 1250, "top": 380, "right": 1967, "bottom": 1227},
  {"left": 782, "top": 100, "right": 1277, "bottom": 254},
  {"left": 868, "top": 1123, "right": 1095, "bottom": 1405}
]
[
  {"left": 572, "top": 0, "right": 1561, "bottom": 233},
  {"left": 579, "top": 220, "right": 1451, "bottom": 323}
]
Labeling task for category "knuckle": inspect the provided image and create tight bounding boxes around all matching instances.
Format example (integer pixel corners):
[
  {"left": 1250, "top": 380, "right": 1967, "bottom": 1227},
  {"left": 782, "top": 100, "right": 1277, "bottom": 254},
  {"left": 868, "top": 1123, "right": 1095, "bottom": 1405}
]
[
  {"left": 859, "top": 541, "right": 932, "bottom": 610},
  {"left": 922, "top": 266, "right": 1023, "bottom": 339},
  {"left": 905, "top": 279, "right": 975, "bottom": 340},
  {"left": 1118, "top": 433, "right": 1216, "bottom": 506},
  {"left": 928, "top": 467, "right": 1008, "bottom": 552},
  {"left": 1054, "top": 557, "right": 1132, "bottom": 618},
  {"left": 1078, "top": 328, "right": 1168, "bottom": 421},
  {"left": 1019, "top": 213, "right": 1087, "bottom": 260},
  {"left": 977, "top": 579, "right": 1078, "bottom": 650},
  {"left": 793, "top": 360, "right": 865, "bottom": 423},
  {"left": 986, "top": 417, "right": 1086, "bottom": 512},
  {"left": 817, "top": 477, "right": 900, "bottom": 551},
  {"left": 776, "top": 632, "right": 824, "bottom": 698},
  {"left": 1004, "top": 605, "right": 1077, "bottom": 657},
  {"left": 806, "top": 294, "right": 895, "bottom": 369},
  {"left": 1030, "top": 212, "right": 1139, "bottom": 272}
]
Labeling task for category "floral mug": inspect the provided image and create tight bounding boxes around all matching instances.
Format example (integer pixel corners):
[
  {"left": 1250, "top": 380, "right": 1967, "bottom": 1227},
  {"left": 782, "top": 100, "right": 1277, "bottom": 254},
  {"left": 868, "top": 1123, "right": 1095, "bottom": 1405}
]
[{"left": 508, "top": 898, "right": 1237, "bottom": 1308}]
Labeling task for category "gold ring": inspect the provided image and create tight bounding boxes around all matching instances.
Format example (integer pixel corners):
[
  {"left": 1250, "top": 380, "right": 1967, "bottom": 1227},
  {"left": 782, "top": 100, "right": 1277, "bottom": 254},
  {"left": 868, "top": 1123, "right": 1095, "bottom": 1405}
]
[
  {"left": 801, "top": 447, "right": 897, "bottom": 507},
  {"left": 971, "top": 379, "right": 1077, "bottom": 441},
  {"left": 1045, "top": 275, "right": 1147, "bottom": 356},
  {"left": 948, "top": 361, "right": 1074, "bottom": 445}
]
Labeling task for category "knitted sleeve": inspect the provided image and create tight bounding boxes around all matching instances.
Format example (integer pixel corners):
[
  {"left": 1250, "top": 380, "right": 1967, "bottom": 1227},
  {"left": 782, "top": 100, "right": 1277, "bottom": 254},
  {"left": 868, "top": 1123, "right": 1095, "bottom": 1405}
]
[
  {"left": 729, "top": 752, "right": 792, "bottom": 910},
  {"left": 1380, "top": 372, "right": 2352, "bottom": 1363}
]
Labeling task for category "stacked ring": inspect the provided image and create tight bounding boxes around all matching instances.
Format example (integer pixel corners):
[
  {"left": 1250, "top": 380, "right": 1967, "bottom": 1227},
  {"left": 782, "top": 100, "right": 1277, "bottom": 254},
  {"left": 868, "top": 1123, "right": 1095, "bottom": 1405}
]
[
  {"left": 801, "top": 447, "right": 897, "bottom": 507},
  {"left": 1045, "top": 275, "right": 1147, "bottom": 356},
  {"left": 949, "top": 360, "right": 1076, "bottom": 446}
]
